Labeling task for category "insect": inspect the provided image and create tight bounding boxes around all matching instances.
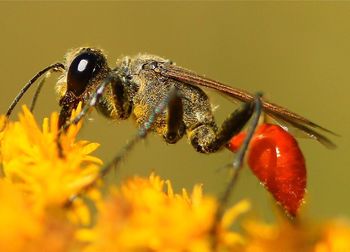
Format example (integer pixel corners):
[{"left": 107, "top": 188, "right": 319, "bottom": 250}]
[
  {"left": 6, "top": 47, "right": 337, "bottom": 220},
  {"left": 6, "top": 47, "right": 336, "bottom": 153}
]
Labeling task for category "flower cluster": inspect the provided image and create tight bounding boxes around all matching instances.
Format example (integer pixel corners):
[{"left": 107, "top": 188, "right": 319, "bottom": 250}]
[
  {"left": 0, "top": 106, "right": 349, "bottom": 252},
  {"left": 1, "top": 105, "right": 101, "bottom": 213}
]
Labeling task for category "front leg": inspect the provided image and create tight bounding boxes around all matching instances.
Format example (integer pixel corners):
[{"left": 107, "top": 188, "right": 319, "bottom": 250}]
[
  {"left": 96, "top": 77, "right": 133, "bottom": 120},
  {"left": 111, "top": 77, "right": 132, "bottom": 120},
  {"left": 59, "top": 75, "right": 115, "bottom": 130}
]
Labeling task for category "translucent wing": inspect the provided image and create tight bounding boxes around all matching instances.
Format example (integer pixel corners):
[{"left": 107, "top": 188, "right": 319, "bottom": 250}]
[{"left": 155, "top": 63, "right": 336, "bottom": 149}]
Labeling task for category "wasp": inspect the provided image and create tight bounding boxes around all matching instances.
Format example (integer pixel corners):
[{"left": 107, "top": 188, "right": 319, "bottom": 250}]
[
  {"left": 6, "top": 47, "right": 335, "bottom": 153},
  {"left": 5, "top": 47, "right": 338, "bottom": 222}
]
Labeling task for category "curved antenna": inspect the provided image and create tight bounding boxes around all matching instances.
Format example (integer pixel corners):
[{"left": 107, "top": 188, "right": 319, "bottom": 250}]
[
  {"left": 6, "top": 63, "right": 65, "bottom": 118},
  {"left": 30, "top": 72, "right": 49, "bottom": 112}
]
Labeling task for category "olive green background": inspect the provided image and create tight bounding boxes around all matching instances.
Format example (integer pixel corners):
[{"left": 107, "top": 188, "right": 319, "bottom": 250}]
[{"left": 0, "top": 2, "right": 349, "bottom": 221}]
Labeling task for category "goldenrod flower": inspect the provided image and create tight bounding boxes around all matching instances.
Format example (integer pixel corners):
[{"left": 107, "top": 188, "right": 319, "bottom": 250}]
[
  {"left": 0, "top": 105, "right": 101, "bottom": 213},
  {"left": 78, "top": 173, "right": 248, "bottom": 252},
  {"left": 0, "top": 105, "right": 102, "bottom": 251},
  {"left": 0, "top": 107, "right": 250, "bottom": 251},
  {"left": 0, "top": 179, "right": 79, "bottom": 252},
  {"left": 0, "top": 180, "right": 40, "bottom": 252},
  {"left": 315, "top": 220, "right": 350, "bottom": 252},
  {"left": 242, "top": 218, "right": 312, "bottom": 252},
  {"left": 0, "top": 115, "right": 7, "bottom": 165},
  {"left": 1, "top": 106, "right": 350, "bottom": 252},
  {"left": 242, "top": 216, "right": 350, "bottom": 252}
]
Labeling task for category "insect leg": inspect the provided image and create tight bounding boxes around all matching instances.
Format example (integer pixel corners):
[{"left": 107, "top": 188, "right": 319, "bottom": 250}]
[
  {"left": 57, "top": 74, "right": 117, "bottom": 158},
  {"left": 212, "top": 93, "right": 263, "bottom": 246},
  {"left": 189, "top": 101, "right": 255, "bottom": 153},
  {"left": 109, "top": 77, "right": 132, "bottom": 120},
  {"left": 65, "top": 87, "right": 179, "bottom": 207},
  {"left": 100, "top": 86, "right": 179, "bottom": 177},
  {"left": 163, "top": 88, "right": 185, "bottom": 144},
  {"left": 59, "top": 74, "right": 116, "bottom": 131},
  {"left": 220, "top": 93, "right": 262, "bottom": 209}
]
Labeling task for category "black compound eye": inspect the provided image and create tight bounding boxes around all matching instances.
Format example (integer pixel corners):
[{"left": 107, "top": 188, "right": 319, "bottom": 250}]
[{"left": 67, "top": 50, "right": 106, "bottom": 96}]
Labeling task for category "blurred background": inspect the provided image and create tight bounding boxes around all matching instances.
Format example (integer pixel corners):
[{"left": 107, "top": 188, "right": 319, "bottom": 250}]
[{"left": 0, "top": 2, "right": 348, "bottom": 221}]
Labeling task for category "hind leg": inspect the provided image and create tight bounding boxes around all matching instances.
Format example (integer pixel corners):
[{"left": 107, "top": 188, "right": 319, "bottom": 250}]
[{"left": 188, "top": 101, "right": 254, "bottom": 153}]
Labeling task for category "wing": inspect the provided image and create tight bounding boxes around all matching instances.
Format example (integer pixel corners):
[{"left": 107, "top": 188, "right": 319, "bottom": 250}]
[{"left": 154, "top": 62, "right": 337, "bottom": 149}]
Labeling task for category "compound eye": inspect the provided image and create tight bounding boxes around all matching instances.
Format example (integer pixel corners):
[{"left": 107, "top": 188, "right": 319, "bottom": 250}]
[{"left": 67, "top": 51, "right": 105, "bottom": 96}]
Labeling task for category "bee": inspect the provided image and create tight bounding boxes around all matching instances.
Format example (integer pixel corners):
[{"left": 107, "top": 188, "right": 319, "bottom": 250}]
[{"left": 7, "top": 47, "right": 336, "bottom": 155}]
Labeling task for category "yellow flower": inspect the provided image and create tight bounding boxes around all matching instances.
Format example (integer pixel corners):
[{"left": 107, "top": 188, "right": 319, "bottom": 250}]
[
  {"left": 0, "top": 179, "right": 40, "bottom": 252},
  {"left": 4, "top": 105, "right": 350, "bottom": 252},
  {"left": 0, "top": 106, "right": 251, "bottom": 252},
  {"left": 242, "top": 218, "right": 312, "bottom": 252},
  {"left": 315, "top": 220, "right": 350, "bottom": 252},
  {"left": 242, "top": 216, "right": 350, "bottom": 252},
  {"left": 0, "top": 179, "right": 80, "bottom": 252},
  {"left": 0, "top": 105, "right": 101, "bottom": 214},
  {"left": 0, "top": 115, "right": 6, "bottom": 136},
  {"left": 0, "top": 105, "right": 104, "bottom": 251},
  {"left": 0, "top": 115, "right": 7, "bottom": 165},
  {"left": 78, "top": 173, "right": 249, "bottom": 252}
]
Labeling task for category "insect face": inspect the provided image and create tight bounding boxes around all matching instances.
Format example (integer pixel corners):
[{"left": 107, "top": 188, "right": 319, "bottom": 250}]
[{"left": 58, "top": 48, "right": 111, "bottom": 127}]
